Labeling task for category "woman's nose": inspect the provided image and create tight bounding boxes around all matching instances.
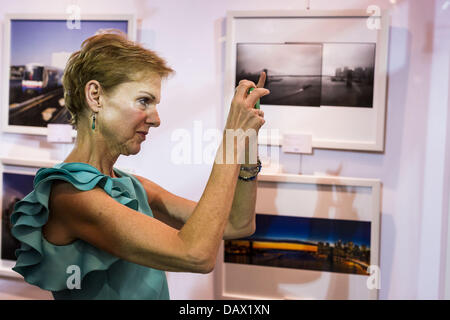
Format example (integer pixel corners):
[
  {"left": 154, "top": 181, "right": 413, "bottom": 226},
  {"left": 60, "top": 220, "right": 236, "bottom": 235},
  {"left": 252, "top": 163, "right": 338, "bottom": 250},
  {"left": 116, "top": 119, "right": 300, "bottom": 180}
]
[{"left": 146, "top": 109, "right": 161, "bottom": 127}]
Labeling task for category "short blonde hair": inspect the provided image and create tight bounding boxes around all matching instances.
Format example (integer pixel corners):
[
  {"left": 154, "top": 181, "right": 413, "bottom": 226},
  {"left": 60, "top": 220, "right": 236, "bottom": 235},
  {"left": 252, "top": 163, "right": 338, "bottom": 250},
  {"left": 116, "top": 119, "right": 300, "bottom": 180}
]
[{"left": 62, "top": 30, "right": 174, "bottom": 128}]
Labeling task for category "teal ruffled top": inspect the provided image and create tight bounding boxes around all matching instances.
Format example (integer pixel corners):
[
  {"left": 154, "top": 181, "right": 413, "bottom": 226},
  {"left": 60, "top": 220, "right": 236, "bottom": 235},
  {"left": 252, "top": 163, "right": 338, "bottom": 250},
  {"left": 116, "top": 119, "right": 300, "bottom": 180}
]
[{"left": 10, "top": 162, "right": 170, "bottom": 300}]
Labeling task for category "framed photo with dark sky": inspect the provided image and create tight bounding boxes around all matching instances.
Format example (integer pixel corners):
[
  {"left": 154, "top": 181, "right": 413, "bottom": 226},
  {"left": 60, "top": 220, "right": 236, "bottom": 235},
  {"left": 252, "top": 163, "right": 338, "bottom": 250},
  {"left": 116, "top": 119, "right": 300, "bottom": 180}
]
[
  {"left": 1, "top": 14, "right": 135, "bottom": 136},
  {"left": 0, "top": 159, "right": 47, "bottom": 278},
  {"left": 1, "top": 171, "right": 34, "bottom": 262},
  {"left": 225, "top": 215, "right": 371, "bottom": 275},
  {"left": 225, "top": 10, "right": 389, "bottom": 152},
  {"left": 217, "top": 173, "right": 381, "bottom": 300}
]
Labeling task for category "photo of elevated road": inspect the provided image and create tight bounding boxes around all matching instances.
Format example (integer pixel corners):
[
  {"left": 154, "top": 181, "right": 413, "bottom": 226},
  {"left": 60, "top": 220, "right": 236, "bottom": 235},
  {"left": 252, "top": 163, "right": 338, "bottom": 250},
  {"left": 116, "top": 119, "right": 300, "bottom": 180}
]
[
  {"left": 9, "top": 69, "right": 69, "bottom": 127},
  {"left": 224, "top": 214, "right": 371, "bottom": 275},
  {"left": 7, "top": 19, "right": 129, "bottom": 128}
]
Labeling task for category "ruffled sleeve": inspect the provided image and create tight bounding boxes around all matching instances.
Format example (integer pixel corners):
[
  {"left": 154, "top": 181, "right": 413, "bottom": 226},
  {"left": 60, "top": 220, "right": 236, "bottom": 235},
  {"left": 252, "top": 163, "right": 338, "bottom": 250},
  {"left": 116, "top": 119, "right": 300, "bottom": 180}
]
[{"left": 10, "top": 163, "right": 139, "bottom": 291}]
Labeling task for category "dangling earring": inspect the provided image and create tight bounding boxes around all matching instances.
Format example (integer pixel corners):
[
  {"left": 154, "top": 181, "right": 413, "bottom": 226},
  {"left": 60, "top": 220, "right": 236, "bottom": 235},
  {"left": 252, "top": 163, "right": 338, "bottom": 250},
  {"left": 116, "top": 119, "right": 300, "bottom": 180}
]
[{"left": 92, "top": 113, "right": 96, "bottom": 130}]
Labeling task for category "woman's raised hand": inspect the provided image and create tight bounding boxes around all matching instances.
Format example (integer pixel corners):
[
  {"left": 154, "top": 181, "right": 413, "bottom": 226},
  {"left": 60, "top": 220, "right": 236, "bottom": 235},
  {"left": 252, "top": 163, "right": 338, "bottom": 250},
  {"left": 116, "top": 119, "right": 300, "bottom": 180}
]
[{"left": 225, "top": 72, "right": 270, "bottom": 133}]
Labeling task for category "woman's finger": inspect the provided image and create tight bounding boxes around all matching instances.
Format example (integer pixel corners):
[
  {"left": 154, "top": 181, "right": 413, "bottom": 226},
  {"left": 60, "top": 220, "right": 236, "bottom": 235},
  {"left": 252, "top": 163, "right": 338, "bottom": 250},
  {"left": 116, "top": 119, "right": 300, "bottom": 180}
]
[
  {"left": 247, "top": 87, "right": 270, "bottom": 109},
  {"left": 256, "top": 71, "right": 267, "bottom": 88},
  {"left": 235, "top": 79, "right": 256, "bottom": 99},
  {"left": 251, "top": 109, "right": 264, "bottom": 118}
]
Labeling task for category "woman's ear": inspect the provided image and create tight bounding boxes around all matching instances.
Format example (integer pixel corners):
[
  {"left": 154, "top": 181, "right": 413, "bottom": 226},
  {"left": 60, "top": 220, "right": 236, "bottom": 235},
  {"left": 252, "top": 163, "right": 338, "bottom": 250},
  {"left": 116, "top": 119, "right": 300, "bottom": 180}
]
[{"left": 85, "top": 80, "right": 102, "bottom": 112}]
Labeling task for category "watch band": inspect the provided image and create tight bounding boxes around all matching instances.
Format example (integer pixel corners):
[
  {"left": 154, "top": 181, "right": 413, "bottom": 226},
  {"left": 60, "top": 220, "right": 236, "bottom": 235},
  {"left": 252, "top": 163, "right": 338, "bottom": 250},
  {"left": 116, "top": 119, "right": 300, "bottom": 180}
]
[{"left": 238, "top": 158, "right": 262, "bottom": 181}]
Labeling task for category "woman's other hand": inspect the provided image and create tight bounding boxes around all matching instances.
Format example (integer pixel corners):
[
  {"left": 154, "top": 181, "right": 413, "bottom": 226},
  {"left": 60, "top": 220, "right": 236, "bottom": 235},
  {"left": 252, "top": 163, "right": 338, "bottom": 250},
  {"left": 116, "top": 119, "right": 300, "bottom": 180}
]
[{"left": 225, "top": 71, "right": 269, "bottom": 133}]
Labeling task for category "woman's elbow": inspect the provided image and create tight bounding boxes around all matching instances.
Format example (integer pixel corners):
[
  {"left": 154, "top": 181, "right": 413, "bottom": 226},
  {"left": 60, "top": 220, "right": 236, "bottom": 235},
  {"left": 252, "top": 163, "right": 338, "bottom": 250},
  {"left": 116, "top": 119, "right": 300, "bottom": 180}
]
[
  {"left": 245, "top": 221, "right": 256, "bottom": 237},
  {"left": 198, "top": 259, "right": 216, "bottom": 274},
  {"left": 185, "top": 249, "right": 216, "bottom": 274},
  {"left": 225, "top": 221, "right": 256, "bottom": 240}
]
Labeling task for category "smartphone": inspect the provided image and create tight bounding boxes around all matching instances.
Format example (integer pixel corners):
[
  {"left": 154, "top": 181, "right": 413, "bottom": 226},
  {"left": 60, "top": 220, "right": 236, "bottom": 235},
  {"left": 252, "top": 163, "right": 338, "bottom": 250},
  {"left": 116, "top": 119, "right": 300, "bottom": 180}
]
[{"left": 247, "top": 87, "right": 260, "bottom": 109}]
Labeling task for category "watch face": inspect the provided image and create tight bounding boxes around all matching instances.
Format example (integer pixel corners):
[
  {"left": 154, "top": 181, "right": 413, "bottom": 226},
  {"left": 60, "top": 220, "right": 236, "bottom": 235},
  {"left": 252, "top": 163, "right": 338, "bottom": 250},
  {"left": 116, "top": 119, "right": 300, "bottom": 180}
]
[
  {"left": 239, "top": 167, "right": 260, "bottom": 180},
  {"left": 239, "top": 158, "right": 261, "bottom": 180},
  {"left": 240, "top": 171, "right": 254, "bottom": 179},
  {"left": 241, "top": 166, "right": 258, "bottom": 175},
  {"left": 238, "top": 173, "right": 257, "bottom": 181}
]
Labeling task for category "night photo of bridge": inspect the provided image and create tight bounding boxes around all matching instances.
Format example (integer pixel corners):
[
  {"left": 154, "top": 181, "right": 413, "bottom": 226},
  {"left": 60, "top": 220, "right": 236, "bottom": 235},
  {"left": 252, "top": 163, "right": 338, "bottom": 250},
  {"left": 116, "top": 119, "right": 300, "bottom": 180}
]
[
  {"left": 224, "top": 214, "right": 371, "bottom": 275},
  {"left": 1, "top": 172, "right": 34, "bottom": 261},
  {"left": 8, "top": 19, "right": 129, "bottom": 128}
]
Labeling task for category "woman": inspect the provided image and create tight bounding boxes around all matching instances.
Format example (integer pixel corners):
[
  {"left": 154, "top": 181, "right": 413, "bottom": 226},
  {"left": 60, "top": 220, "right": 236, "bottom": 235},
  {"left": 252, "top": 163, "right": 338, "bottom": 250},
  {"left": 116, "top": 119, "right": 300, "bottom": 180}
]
[{"left": 10, "top": 31, "right": 269, "bottom": 299}]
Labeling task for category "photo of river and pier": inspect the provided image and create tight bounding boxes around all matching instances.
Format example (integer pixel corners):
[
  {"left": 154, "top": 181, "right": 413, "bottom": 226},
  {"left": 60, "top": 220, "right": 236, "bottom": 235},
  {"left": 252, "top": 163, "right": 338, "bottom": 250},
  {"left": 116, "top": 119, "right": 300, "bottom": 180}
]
[
  {"left": 235, "top": 42, "right": 375, "bottom": 109},
  {"left": 236, "top": 43, "right": 322, "bottom": 107},
  {"left": 224, "top": 214, "right": 371, "bottom": 275}
]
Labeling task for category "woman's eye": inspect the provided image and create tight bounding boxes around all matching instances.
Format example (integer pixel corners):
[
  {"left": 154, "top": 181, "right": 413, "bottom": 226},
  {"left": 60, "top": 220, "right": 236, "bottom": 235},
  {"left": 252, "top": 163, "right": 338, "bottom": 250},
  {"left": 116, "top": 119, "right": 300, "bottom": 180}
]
[{"left": 138, "top": 97, "right": 152, "bottom": 108}]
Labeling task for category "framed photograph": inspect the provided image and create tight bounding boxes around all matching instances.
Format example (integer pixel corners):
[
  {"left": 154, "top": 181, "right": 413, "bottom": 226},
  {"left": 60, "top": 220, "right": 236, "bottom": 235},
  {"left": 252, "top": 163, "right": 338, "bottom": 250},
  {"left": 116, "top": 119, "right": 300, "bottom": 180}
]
[
  {"left": 224, "top": 10, "right": 390, "bottom": 151},
  {"left": 0, "top": 158, "right": 54, "bottom": 278},
  {"left": 215, "top": 173, "right": 381, "bottom": 300},
  {"left": 2, "top": 14, "right": 136, "bottom": 136}
]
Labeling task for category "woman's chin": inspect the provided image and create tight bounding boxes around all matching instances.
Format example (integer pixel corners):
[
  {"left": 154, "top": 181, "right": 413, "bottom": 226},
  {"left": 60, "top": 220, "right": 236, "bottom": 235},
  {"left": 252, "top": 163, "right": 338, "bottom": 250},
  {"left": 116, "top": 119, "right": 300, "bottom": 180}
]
[
  {"left": 124, "top": 144, "right": 141, "bottom": 156},
  {"left": 131, "top": 146, "right": 141, "bottom": 155}
]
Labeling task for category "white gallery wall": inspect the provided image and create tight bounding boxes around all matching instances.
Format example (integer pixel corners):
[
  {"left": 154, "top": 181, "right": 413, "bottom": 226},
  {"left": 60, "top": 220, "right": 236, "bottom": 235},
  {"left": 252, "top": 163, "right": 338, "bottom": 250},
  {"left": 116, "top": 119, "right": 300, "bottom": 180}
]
[{"left": 0, "top": 0, "right": 449, "bottom": 299}]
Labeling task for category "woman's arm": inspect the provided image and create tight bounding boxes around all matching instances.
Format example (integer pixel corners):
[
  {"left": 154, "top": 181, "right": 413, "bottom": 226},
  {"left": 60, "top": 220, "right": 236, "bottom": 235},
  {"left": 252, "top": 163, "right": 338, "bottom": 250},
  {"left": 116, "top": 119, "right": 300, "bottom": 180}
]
[
  {"left": 225, "top": 176, "right": 257, "bottom": 239},
  {"left": 133, "top": 174, "right": 255, "bottom": 240},
  {"left": 49, "top": 162, "right": 240, "bottom": 274}
]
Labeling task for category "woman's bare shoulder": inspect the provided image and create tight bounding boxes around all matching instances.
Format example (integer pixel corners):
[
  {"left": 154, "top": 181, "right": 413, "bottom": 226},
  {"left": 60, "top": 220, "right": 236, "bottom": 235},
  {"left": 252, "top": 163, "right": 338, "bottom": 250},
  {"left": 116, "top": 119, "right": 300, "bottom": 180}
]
[
  {"left": 44, "top": 180, "right": 86, "bottom": 245},
  {"left": 45, "top": 180, "right": 119, "bottom": 245}
]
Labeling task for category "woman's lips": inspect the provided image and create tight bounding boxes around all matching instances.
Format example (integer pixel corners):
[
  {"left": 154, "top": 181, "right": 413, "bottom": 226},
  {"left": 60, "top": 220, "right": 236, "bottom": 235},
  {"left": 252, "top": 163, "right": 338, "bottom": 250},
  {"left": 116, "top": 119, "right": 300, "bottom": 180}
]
[{"left": 137, "top": 132, "right": 147, "bottom": 140}]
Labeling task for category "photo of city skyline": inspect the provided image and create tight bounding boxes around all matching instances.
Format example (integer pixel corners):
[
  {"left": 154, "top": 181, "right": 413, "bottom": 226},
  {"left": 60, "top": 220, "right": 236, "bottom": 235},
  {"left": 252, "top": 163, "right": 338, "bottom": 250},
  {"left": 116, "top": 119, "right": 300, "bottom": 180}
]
[
  {"left": 8, "top": 19, "right": 128, "bottom": 128},
  {"left": 235, "top": 42, "right": 375, "bottom": 108},
  {"left": 321, "top": 43, "right": 375, "bottom": 108},
  {"left": 224, "top": 214, "right": 371, "bottom": 275}
]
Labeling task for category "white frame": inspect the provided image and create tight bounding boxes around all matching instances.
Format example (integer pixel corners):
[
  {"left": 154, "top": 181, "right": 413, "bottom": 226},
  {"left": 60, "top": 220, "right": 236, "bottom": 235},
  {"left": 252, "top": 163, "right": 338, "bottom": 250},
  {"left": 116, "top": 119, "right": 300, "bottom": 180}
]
[
  {"left": 0, "top": 158, "right": 56, "bottom": 279},
  {"left": 215, "top": 172, "right": 381, "bottom": 300},
  {"left": 2, "top": 14, "right": 136, "bottom": 136},
  {"left": 224, "top": 10, "right": 390, "bottom": 152}
]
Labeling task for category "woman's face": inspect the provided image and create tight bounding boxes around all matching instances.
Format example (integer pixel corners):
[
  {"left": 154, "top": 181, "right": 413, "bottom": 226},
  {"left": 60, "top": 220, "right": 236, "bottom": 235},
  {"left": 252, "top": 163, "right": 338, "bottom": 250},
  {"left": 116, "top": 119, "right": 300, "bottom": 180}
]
[{"left": 98, "top": 74, "right": 162, "bottom": 156}]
